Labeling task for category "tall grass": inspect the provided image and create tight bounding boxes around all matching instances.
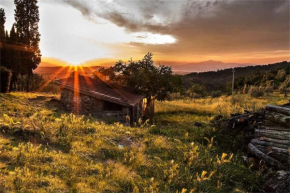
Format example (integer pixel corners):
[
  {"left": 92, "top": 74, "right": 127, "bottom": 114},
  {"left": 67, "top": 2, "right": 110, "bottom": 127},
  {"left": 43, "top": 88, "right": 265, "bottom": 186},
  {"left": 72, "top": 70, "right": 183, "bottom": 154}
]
[
  {"left": 156, "top": 94, "right": 290, "bottom": 117},
  {"left": 0, "top": 92, "right": 288, "bottom": 192}
]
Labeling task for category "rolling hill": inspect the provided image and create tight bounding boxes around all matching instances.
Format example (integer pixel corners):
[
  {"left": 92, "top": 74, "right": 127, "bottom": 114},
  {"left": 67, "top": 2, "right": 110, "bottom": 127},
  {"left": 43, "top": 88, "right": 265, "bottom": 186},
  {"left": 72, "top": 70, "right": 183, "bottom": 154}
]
[{"left": 182, "top": 61, "right": 290, "bottom": 91}]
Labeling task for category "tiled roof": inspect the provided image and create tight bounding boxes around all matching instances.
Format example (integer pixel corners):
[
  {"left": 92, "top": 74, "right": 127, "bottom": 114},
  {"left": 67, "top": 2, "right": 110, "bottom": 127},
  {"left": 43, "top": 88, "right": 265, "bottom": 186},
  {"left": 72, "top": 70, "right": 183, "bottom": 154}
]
[{"left": 55, "top": 74, "right": 144, "bottom": 106}]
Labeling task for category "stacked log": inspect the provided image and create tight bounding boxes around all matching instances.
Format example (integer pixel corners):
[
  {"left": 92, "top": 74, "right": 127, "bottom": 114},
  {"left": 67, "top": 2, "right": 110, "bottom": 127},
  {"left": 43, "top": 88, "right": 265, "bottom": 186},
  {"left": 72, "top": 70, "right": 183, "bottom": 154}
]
[{"left": 248, "top": 104, "right": 290, "bottom": 170}]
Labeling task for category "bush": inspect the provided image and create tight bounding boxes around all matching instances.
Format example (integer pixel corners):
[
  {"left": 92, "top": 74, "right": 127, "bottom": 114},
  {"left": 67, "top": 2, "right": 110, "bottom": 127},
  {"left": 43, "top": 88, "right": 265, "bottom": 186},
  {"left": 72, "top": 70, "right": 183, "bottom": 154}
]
[
  {"left": 211, "top": 90, "right": 222, "bottom": 98},
  {"left": 248, "top": 86, "right": 264, "bottom": 98},
  {"left": 0, "top": 67, "right": 12, "bottom": 93},
  {"left": 186, "top": 83, "right": 207, "bottom": 98}
]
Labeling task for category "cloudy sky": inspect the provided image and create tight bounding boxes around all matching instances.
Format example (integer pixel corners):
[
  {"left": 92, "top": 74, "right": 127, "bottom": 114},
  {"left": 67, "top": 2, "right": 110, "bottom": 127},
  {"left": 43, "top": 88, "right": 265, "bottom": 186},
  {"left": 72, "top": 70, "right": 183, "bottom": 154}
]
[{"left": 0, "top": 0, "right": 289, "bottom": 68}]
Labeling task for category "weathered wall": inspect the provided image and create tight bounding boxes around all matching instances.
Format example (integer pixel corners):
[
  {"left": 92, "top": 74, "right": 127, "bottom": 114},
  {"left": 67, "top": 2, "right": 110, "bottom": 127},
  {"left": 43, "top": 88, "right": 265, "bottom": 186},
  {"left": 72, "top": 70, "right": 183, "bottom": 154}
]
[{"left": 60, "top": 89, "right": 131, "bottom": 122}]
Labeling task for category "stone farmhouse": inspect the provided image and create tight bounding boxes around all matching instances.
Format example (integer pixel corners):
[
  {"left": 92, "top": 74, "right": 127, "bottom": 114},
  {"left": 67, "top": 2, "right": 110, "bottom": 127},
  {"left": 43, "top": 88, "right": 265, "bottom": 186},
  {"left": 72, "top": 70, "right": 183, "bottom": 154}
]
[{"left": 55, "top": 73, "right": 144, "bottom": 123}]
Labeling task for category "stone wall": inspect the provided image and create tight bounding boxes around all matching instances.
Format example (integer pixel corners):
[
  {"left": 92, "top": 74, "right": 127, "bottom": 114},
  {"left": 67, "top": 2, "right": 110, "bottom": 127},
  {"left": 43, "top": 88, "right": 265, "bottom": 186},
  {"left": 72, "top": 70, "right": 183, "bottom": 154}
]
[{"left": 60, "top": 89, "right": 131, "bottom": 122}]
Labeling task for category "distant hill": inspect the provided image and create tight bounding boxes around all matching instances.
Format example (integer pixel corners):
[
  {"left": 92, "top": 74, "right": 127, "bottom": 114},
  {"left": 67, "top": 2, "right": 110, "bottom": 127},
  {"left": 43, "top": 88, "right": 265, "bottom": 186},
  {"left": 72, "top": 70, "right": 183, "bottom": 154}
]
[
  {"left": 34, "top": 66, "right": 102, "bottom": 79},
  {"left": 170, "top": 60, "right": 252, "bottom": 74},
  {"left": 182, "top": 61, "right": 290, "bottom": 91}
]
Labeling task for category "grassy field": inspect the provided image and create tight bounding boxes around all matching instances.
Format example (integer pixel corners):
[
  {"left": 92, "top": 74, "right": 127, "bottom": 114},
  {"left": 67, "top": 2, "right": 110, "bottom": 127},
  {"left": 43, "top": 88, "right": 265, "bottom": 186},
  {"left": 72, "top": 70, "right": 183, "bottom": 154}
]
[{"left": 0, "top": 93, "right": 289, "bottom": 192}]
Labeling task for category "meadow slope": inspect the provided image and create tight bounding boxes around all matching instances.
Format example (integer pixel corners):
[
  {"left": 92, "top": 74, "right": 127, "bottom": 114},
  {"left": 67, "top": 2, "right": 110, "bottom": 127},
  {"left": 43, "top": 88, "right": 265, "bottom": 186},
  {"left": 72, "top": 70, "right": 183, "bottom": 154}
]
[{"left": 0, "top": 93, "right": 289, "bottom": 192}]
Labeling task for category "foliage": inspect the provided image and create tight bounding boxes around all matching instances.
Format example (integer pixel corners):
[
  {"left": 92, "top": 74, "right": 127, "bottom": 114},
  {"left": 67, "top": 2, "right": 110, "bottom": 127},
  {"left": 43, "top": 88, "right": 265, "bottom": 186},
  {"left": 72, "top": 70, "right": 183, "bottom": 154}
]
[
  {"left": 186, "top": 83, "right": 207, "bottom": 98},
  {"left": 182, "top": 61, "right": 289, "bottom": 95},
  {"left": 14, "top": 74, "right": 59, "bottom": 93},
  {"left": 211, "top": 90, "right": 222, "bottom": 98},
  {"left": 248, "top": 86, "right": 264, "bottom": 98},
  {"left": 98, "top": 53, "right": 181, "bottom": 101},
  {"left": 2, "top": 93, "right": 288, "bottom": 192},
  {"left": 0, "top": 8, "right": 5, "bottom": 42},
  {"left": 0, "top": 0, "right": 41, "bottom": 92},
  {"left": 278, "top": 75, "right": 290, "bottom": 97}
]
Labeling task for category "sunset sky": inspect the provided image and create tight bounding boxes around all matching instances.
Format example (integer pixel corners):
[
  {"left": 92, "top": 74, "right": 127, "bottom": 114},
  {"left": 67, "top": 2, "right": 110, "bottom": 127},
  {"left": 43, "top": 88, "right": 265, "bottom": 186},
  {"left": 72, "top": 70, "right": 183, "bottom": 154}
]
[{"left": 0, "top": 0, "right": 289, "bottom": 68}]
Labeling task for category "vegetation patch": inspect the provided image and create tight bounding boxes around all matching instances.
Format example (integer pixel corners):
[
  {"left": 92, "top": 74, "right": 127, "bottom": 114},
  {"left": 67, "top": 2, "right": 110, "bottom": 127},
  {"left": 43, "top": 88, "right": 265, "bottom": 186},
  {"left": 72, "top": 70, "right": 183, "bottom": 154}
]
[{"left": 0, "top": 93, "right": 288, "bottom": 192}]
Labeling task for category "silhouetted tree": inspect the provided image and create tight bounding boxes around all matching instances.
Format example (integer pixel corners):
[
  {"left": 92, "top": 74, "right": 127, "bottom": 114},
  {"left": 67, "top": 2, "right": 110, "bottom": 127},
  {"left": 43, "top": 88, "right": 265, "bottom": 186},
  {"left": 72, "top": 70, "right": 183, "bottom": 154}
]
[
  {"left": 0, "top": 8, "right": 5, "bottom": 68},
  {"left": 98, "top": 52, "right": 181, "bottom": 123},
  {"left": 14, "top": 0, "right": 41, "bottom": 92}
]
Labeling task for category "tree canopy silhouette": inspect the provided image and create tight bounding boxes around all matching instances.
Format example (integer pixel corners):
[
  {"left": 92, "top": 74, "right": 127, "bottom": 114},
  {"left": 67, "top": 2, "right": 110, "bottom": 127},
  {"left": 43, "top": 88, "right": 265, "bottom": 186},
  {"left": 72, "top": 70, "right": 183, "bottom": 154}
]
[
  {"left": 98, "top": 52, "right": 181, "bottom": 122},
  {"left": 14, "top": 0, "right": 41, "bottom": 92},
  {"left": 0, "top": 1, "right": 41, "bottom": 92},
  {"left": 0, "top": 8, "right": 6, "bottom": 67}
]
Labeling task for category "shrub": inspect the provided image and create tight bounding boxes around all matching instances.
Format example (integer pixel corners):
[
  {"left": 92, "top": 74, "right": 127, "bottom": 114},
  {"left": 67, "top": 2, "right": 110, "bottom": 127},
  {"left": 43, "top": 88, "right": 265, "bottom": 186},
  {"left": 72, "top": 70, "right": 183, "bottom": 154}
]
[
  {"left": 279, "top": 76, "right": 290, "bottom": 97},
  {"left": 0, "top": 67, "right": 12, "bottom": 93},
  {"left": 211, "top": 90, "right": 222, "bottom": 98},
  {"left": 248, "top": 86, "right": 264, "bottom": 98},
  {"left": 242, "top": 84, "right": 248, "bottom": 94},
  {"left": 186, "top": 83, "right": 207, "bottom": 98}
]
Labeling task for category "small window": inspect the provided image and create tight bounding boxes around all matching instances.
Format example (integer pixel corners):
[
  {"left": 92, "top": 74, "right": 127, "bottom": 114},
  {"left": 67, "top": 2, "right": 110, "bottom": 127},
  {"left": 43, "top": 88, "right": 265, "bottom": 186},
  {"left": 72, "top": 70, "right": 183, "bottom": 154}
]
[{"left": 103, "top": 101, "right": 123, "bottom": 111}]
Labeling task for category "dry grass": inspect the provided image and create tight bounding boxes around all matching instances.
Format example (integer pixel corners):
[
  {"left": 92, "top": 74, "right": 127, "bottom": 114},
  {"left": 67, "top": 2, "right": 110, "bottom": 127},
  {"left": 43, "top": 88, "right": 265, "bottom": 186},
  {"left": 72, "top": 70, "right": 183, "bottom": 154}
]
[
  {"left": 156, "top": 93, "right": 290, "bottom": 117},
  {"left": 0, "top": 92, "right": 288, "bottom": 192}
]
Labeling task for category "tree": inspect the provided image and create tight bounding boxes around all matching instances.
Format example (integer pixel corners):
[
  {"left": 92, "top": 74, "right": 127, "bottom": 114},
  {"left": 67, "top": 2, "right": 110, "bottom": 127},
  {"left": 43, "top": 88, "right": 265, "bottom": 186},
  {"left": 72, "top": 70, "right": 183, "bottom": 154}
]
[
  {"left": 248, "top": 86, "right": 264, "bottom": 98},
  {"left": 0, "top": 8, "right": 5, "bottom": 68},
  {"left": 98, "top": 53, "right": 181, "bottom": 123},
  {"left": 279, "top": 76, "right": 290, "bottom": 97},
  {"left": 14, "top": 0, "right": 41, "bottom": 92}
]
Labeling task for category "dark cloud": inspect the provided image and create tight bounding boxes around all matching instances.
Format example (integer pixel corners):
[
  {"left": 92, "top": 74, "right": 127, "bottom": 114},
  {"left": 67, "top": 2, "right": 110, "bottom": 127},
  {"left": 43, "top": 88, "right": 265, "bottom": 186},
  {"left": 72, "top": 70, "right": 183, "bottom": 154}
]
[{"left": 60, "top": 0, "right": 289, "bottom": 56}]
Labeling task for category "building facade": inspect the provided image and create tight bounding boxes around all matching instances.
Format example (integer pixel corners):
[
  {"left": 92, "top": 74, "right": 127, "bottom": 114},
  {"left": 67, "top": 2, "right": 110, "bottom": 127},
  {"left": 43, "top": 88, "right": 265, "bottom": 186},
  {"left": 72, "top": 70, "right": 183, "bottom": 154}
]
[{"left": 56, "top": 74, "right": 144, "bottom": 123}]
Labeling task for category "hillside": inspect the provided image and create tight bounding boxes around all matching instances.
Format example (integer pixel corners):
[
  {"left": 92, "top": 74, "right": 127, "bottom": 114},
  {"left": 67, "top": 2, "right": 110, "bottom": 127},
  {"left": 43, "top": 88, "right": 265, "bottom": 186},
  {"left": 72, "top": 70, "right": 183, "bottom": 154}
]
[
  {"left": 1, "top": 93, "right": 289, "bottom": 192},
  {"left": 182, "top": 61, "right": 290, "bottom": 92},
  {"left": 169, "top": 60, "right": 252, "bottom": 74}
]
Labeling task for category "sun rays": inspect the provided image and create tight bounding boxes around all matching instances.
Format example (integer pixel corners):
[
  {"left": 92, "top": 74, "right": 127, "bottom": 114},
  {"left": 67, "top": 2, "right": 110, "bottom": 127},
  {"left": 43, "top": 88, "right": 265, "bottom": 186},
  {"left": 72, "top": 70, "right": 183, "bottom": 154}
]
[{"left": 37, "top": 63, "right": 129, "bottom": 115}]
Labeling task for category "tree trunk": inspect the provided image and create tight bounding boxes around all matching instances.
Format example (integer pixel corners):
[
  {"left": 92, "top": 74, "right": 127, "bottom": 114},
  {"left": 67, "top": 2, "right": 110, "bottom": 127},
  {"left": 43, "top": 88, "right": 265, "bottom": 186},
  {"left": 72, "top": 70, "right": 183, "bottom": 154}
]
[
  {"left": 144, "top": 97, "right": 151, "bottom": 122},
  {"left": 26, "top": 71, "right": 30, "bottom": 92},
  {"left": 259, "top": 125, "right": 290, "bottom": 132},
  {"left": 149, "top": 97, "right": 155, "bottom": 124},
  {"left": 255, "top": 129, "right": 290, "bottom": 140},
  {"left": 265, "top": 111, "right": 290, "bottom": 127},
  {"left": 248, "top": 143, "right": 286, "bottom": 169},
  {"left": 251, "top": 138, "right": 289, "bottom": 149},
  {"left": 266, "top": 105, "right": 290, "bottom": 116},
  {"left": 254, "top": 144, "right": 289, "bottom": 155},
  {"left": 257, "top": 137, "right": 290, "bottom": 146},
  {"left": 254, "top": 145, "right": 289, "bottom": 164}
]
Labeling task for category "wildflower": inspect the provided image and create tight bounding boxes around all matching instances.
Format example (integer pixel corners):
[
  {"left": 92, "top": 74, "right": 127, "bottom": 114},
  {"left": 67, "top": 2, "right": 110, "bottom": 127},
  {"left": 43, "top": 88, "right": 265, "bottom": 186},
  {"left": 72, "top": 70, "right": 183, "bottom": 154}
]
[
  {"left": 217, "top": 180, "right": 222, "bottom": 191},
  {"left": 196, "top": 170, "right": 215, "bottom": 183},
  {"left": 216, "top": 153, "right": 233, "bottom": 165},
  {"left": 204, "top": 137, "right": 214, "bottom": 149}
]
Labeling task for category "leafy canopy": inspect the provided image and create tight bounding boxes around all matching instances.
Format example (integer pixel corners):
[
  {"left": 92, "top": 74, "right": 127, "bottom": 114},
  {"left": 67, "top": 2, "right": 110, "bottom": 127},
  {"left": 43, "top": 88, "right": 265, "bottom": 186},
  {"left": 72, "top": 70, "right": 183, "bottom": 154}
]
[{"left": 98, "top": 52, "right": 181, "bottom": 101}]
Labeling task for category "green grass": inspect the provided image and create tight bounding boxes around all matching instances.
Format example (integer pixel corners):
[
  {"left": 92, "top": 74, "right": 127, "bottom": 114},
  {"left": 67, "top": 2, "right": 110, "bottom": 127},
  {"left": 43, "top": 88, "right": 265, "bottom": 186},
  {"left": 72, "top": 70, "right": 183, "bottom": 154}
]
[{"left": 0, "top": 92, "right": 288, "bottom": 192}]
